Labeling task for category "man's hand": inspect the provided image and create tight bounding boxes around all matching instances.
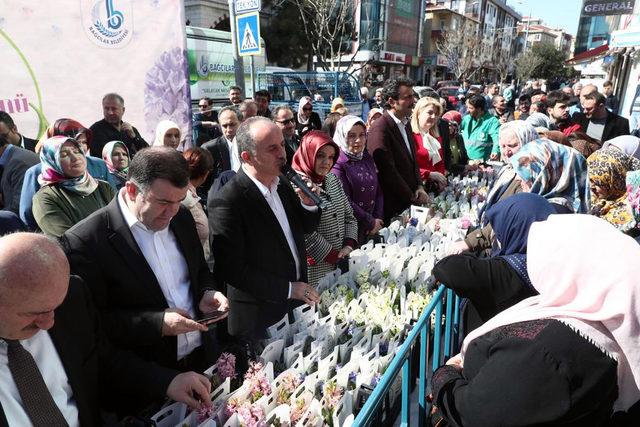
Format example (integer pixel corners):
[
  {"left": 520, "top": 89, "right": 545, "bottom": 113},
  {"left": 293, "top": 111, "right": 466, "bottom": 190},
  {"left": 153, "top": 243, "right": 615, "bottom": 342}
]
[
  {"left": 412, "top": 187, "right": 429, "bottom": 205},
  {"left": 429, "top": 171, "right": 448, "bottom": 191},
  {"left": 199, "top": 290, "right": 229, "bottom": 314},
  {"left": 166, "top": 372, "right": 211, "bottom": 409},
  {"left": 121, "top": 121, "right": 136, "bottom": 138},
  {"left": 337, "top": 245, "right": 353, "bottom": 259},
  {"left": 290, "top": 282, "right": 321, "bottom": 305},
  {"left": 369, "top": 218, "right": 384, "bottom": 236},
  {"left": 162, "top": 308, "right": 207, "bottom": 336},
  {"left": 445, "top": 353, "right": 464, "bottom": 371},
  {"left": 294, "top": 174, "right": 320, "bottom": 207},
  {"left": 489, "top": 152, "right": 500, "bottom": 161},
  {"left": 447, "top": 240, "right": 470, "bottom": 255}
]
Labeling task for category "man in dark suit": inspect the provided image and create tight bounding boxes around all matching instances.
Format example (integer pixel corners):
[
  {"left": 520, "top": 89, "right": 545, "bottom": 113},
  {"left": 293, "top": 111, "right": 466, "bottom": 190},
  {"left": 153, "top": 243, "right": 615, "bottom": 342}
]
[
  {"left": 0, "top": 134, "right": 39, "bottom": 214},
  {"left": 273, "top": 105, "right": 300, "bottom": 166},
  {"left": 0, "top": 233, "right": 212, "bottom": 426},
  {"left": 62, "top": 147, "right": 229, "bottom": 373},
  {"left": 367, "top": 77, "right": 428, "bottom": 222},
  {"left": 573, "top": 91, "right": 629, "bottom": 143},
  {"left": 208, "top": 117, "right": 321, "bottom": 341},
  {"left": 0, "top": 112, "right": 38, "bottom": 152},
  {"left": 89, "top": 93, "right": 148, "bottom": 157}
]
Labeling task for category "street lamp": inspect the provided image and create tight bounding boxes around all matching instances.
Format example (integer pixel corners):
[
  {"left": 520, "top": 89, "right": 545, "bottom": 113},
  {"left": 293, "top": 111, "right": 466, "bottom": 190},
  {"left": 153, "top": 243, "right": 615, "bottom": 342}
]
[{"left": 516, "top": 1, "right": 532, "bottom": 53}]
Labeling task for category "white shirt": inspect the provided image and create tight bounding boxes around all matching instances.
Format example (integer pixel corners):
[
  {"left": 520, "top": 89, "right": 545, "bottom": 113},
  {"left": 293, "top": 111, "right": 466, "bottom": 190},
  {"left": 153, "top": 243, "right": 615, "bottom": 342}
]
[
  {"left": 226, "top": 137, "right": 241, "bottom": 172},
  {"left": 117, "top": 190, "right": 201, "bottom": 360},
  {"left": 0, "top": 332, "right": 80, "bottom": 427},
  {"left": 388, "top": 110, "right": 413, "bottom": 157},
  {"left": 243, "top": 166, "right": 318, "bottom": 295}
]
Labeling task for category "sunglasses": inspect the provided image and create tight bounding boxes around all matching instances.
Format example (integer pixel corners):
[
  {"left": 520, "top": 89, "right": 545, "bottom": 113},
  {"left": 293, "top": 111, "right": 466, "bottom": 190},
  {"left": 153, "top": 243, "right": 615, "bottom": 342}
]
[{"left": 276, "top": 118, "right": 295, "bottom": 125}]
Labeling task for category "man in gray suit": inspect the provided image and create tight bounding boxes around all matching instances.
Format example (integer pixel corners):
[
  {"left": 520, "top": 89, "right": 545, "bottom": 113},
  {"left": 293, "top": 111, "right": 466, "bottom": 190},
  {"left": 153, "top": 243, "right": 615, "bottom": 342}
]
[{"left": 0, "top": 132, "right": 38, "bottom": 214}]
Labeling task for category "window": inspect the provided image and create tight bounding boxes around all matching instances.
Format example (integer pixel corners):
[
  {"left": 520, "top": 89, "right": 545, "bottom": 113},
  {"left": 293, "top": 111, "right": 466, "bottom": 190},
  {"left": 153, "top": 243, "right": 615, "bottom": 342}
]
[{"left": 440, "top": 19, "right": 446, "bottom": 31}]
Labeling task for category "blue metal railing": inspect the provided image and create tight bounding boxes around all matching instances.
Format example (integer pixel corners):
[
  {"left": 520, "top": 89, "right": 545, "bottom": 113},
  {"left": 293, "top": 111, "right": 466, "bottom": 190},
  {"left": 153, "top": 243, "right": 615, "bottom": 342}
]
[{"left": 353, "top": 285, "right": 460, "bottom": 427}]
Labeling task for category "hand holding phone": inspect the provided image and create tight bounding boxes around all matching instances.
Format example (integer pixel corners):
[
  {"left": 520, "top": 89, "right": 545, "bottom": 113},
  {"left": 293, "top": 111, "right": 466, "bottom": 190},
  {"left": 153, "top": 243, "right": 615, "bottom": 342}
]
[{"left": 196, "top": 309, "right": 229, "bottom": 324}]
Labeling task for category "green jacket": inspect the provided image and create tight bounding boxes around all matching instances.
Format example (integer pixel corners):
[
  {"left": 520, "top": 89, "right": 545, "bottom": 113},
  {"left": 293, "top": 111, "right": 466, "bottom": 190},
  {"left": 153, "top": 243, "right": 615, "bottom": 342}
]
[{"left": 460, "top": 112, "right": 501, "bottom": 160}]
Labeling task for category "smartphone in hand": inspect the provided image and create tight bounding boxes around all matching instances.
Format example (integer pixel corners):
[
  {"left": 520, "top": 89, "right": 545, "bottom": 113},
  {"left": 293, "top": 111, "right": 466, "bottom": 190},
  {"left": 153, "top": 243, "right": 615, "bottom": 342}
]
[{"left": 196, "top": 310, "right": 228, "bottom": 324}]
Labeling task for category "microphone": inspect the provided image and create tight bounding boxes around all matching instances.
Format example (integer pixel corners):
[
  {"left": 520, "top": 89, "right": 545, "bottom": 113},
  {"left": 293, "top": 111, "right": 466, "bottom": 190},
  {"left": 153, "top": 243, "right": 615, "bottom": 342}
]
[{"left": 281, "top": 164, "right": 329, "bottom": 209}]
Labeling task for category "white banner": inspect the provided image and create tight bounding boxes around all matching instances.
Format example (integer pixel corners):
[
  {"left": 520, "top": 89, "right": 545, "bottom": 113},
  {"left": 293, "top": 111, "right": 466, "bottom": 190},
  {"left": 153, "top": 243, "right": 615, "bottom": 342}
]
[{"left": 0, "top": 0, "right": 192, "bottom": 145}]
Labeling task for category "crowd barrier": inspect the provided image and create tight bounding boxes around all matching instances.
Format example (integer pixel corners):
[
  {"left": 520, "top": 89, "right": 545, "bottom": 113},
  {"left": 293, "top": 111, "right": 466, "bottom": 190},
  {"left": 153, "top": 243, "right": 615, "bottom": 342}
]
[{"left": 353, "top": 285, "right": 461, "bottom": 427}]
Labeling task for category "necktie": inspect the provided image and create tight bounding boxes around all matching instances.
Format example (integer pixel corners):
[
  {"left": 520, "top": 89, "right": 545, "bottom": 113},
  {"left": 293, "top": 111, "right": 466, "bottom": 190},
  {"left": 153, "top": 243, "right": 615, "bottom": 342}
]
[{"left": 6, "top": 339, "right": 69, "bottom": 427}]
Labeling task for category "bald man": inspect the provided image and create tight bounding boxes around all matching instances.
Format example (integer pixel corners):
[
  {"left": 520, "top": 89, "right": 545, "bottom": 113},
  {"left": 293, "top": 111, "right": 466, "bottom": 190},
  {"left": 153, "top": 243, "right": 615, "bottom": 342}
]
[{"left": 0, "top": 233, "right": 211, "bottom": 426}]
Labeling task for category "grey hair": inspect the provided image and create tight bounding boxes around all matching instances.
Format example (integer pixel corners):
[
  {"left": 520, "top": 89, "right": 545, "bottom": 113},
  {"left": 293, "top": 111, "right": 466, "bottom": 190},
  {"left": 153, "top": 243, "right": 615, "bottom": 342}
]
[
  {"left": 219, "top": 105, "right": 242, "bottom": 122},
  {"left": 273, "top": 104, "right": 294, "bottom": 118},
  {"left": 102, "top": 93, "right": 125, "bottom": 105},
  {"left": 499, "top": 120, "right": 539, "bottom": 145},
  {"left": 236, "top": 116, "right": 273, "bottom": 160}
]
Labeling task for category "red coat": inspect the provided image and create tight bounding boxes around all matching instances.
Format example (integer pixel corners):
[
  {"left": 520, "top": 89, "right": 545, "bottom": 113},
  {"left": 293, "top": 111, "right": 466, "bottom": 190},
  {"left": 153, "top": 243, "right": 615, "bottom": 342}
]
[{"left": 413, "top": 132, "right": 445, "bottom": 181}]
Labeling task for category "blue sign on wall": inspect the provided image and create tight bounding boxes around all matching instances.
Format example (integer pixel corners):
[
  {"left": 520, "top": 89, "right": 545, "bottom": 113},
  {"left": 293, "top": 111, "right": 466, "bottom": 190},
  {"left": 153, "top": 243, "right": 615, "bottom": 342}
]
[{"left": 236, "top": 12, "right": 261, "bottom": 56}]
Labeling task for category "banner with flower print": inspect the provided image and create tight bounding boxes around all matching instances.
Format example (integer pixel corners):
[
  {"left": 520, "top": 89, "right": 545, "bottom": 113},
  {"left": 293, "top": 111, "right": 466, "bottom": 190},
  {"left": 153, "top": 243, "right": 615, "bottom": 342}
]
[{"left": 0, "top": 0, "right": 192, "bottom": 146}]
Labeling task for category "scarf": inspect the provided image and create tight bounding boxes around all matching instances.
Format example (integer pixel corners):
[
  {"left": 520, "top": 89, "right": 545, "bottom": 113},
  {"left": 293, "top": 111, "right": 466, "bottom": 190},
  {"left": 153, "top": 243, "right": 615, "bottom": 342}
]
[
  {"left": 331, "top": 97, "right": 345, "bottom": 113},
  {"left": 421, "top": 132, "right": 442, "bottom": 165},
  {"left": 462, "top": 214, "right": 640, "bottom": 412},
  {"left": 297, "top": 96, "right": 313, "bottom": 126},
  {"left": 510, "top": 138, "right": 590, "bottom": 213},
  {"left": 38, "top": 136, "right": 98, "bottom": 196},
  {"left": 587, "top": 148, "right": 637, "bottom": 231},
  {"left": 101, "top": 140, "right": 130, "bottom": 182},
  {"left": 333, "top": 115, "right": 367, "bottom": 161},
  {"left": 525, "top": 112, "right": 552, "bottom": 130},
  {"left": 603, "top": 135, "right": 640, "bottom": 161},
  {"left": 291, "top": 130, "right": 340, "bottom": 184},
  {"left": 626, "top": 170, "right": 640, "bottom": 227},
  {"left": 153, "top": 119, "right": 181, "bottom": 147}
]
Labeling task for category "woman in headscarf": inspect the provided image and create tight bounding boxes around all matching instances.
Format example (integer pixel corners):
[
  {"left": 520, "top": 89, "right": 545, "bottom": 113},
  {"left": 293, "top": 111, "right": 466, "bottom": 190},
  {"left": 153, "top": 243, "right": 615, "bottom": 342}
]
[
  {"left": 602, "top": 135, "right": 640, "bottom": 160},
  {"left": 153, "top": 120, "right": 181, "bottom": 149},
  {"left": 410, "top": 97, "right": 447, "bottom": 190},
  {"left": 434, "top": 193, "right": 554, "bottom": 328},
  {"left": 182, "top": 147, "right": 214, "bottom": 259},
  {"left": 101, "top": 140, "right": 130, "bottom": 190},
  {"left": 627, "top": 170, "right": 640, "bottom": 241},
  {"left": 441, "top": 110, "right": 468, "bottom": 176},
  {"left": 432, "top": 214, "right": 640, "bottom": 426},
  {"left": 330, "top": 97, "right": 345, "bottom": 113},
  {"left": 587, "top": 148, "right": 639, "bottom": 234},
  {"left": 19, "top": 118, "right": 117, "bottom": 230},
  {"left": 32, "top": 136, "right": 116, "bottom": 237},
  {"left": 510, "top": 138, "right": 590, "bottom": 214},
  {"left": 449, "top": 121, "right": 539, "bottom": 255},
  {"left": 292, "top": 131, "right": 358, "bottom": 286},
  {"left": 525, "top": 111, "right": 552, "bottom": 131},
  {"left": 366, "top": 108, "right": 383, "bottom": 130},
  {"left": 294, "top": 96, "right": 322, "bottom": 139},
  {"left": 331, "top": 115, "right": 383, "bottom": 244}
]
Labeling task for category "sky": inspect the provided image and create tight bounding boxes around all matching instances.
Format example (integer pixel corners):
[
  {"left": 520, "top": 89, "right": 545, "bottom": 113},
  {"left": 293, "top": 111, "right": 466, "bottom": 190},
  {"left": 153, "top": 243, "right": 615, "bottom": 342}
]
[{"left": 507, "top": 0, "right": 583, "bottom": 36}]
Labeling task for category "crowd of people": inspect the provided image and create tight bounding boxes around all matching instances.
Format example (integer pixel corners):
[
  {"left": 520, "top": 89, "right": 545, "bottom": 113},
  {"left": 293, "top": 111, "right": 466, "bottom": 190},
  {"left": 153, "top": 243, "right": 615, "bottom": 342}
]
[{"left": 0, "top": 75, "right": 639, "bottom": 425}]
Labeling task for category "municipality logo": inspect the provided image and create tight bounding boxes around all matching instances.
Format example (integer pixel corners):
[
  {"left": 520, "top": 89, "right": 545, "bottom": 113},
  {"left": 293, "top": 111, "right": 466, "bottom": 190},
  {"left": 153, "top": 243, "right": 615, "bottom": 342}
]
[{"left": 82, "top": 0, "right": 132, "bottom": 48}]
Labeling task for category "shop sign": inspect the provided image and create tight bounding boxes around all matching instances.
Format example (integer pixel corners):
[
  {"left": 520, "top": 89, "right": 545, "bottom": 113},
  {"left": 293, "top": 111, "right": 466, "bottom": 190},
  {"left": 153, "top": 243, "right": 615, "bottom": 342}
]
[
  {"left": 379, "top": 50, "right": 406, "bottom": 64},
  {"left": 611, "top": 28, "right": 640, "bottom": 47},
  {"left": 582, "top": 0, "right": 635, "bottom": 16},
  {"left": 436, "top": 54, "right": 449, "bottom": 67}
]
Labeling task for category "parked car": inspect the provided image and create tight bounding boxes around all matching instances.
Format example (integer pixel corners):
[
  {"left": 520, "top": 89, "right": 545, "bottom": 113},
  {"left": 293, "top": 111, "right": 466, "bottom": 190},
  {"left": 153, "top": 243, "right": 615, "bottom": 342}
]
[
  {"left": 413, "top": 86, "right": 436, "bottom": 98},
  {"left": 435, "top": 80, "right": 461, "bottom": 90},
  {"left": 437, "top": 86, "right": 460, "bottom": 110}
]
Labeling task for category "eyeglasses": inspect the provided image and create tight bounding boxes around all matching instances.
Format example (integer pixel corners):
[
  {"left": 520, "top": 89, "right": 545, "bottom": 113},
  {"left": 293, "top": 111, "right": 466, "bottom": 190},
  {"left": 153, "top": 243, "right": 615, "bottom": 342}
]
[
  {"left": 276, "top": 118, "right": 295, "bottom": 125},
  {"left": 302, "top": 107, "right": 313, "bottom": 112},
  {"left": 198, "top": 104, "right": 208, "bottom": 108}
]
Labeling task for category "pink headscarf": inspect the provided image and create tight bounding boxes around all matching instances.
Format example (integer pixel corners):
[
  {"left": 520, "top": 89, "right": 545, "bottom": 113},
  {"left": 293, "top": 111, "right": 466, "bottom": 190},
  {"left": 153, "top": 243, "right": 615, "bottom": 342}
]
[{"left": 461, "top": 214, "right": 640, "bottom": 411}]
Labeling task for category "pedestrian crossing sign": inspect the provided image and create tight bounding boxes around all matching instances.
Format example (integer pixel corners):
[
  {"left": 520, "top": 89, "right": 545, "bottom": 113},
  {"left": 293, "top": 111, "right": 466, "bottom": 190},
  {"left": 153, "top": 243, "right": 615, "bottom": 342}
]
[{"left": 236, "top": 12, "right": 261, "bottom": 56}]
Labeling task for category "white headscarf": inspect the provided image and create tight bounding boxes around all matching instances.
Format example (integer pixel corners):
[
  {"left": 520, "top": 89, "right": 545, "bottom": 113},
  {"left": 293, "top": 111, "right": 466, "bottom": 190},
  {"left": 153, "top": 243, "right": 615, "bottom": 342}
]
[
  {"left": 603, "top": 135, "right": 640, "bottom": 161},
  {"left": 333, "top": 115, "right": 366, "bottom": 161},
  {"left": 525, "top": 112, "right": 552, "bottom": 130},
  {"left": 153, "top": 120, "right": 181, "bottom": 148},
  {"left": 462, "top": 214, "right": 640, "bottom": 412},
  {"left": 297, "top": 96, "right": 313, "bottom": 125}
]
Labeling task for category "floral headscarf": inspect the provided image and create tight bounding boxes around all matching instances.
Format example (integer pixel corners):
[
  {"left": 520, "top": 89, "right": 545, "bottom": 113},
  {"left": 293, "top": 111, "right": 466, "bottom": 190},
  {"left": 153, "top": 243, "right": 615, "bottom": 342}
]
[
  {"left": 35, "top": 118, "right": 93, "bottom": 154},
  {"left": 510, "top": 138, "right": 590, "bottom": 213},
  {"left": 101, "top": 140, "right": 130, "bottom": 181},
  {"left": 626, "top": 170, "right": 640, "bottom": 226},
  {"left": 333, "top": 115, "right": 367, "bottom": 161},
  {"left": 291, "top": 130, "right": 340, "bottom": 184},
  {"left": 38, "top": 136, "right": 98, "bottom": 196},
  {"left": 297, "top": 96, "right": 313, "bottom": 126},
  {"left": 587, "top": 148, "right": 637, "bottom": 231},
  {"left": 153, "top": 120, "right": 181, "bottom": 148}
]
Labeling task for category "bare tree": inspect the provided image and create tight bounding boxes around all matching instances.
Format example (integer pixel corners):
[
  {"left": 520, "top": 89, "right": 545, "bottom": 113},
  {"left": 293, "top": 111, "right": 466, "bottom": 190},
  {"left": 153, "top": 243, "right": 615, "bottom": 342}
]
[
  {"left": 515, "top": 50, "right": 543, "bottom": 82},
  {"left": 436, "top": 19, "right": 482, "bottom": 81},
  {"left": 278, "top": 0, "right": 367, "bottom": 72}
]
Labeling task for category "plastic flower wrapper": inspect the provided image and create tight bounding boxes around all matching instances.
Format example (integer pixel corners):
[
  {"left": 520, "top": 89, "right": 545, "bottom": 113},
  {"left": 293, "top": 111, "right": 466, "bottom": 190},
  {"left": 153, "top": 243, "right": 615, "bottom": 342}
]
[
  {"left": 355, "top": 268, "right": 370, "bottom": 287},
  {"left": 276, "top": 371, "right": 303, "bottom": 405},
  {"left": 196, "top": 404, "right": 216, "bottom": 424},
  {"left": 320, "top": 380, "right": 344, "bottom": 427},
  {"left": 290, "top": 390, "right": 314, "bottom": 424},
  {"left": 370, "top": 372, "right": 382, "bottom": 388},
  {"left": 244, "top": 361, "right": 272, "bottom": 402},
  {"left": 347, "top": 371, "right": 358, "bottom": 391}
]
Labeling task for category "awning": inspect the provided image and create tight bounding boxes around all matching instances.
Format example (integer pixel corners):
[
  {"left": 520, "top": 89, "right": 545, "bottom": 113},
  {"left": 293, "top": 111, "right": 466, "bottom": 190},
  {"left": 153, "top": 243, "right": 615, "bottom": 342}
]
[{"left": 566, "top": 43, "right": 610, "bottom": 65}]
